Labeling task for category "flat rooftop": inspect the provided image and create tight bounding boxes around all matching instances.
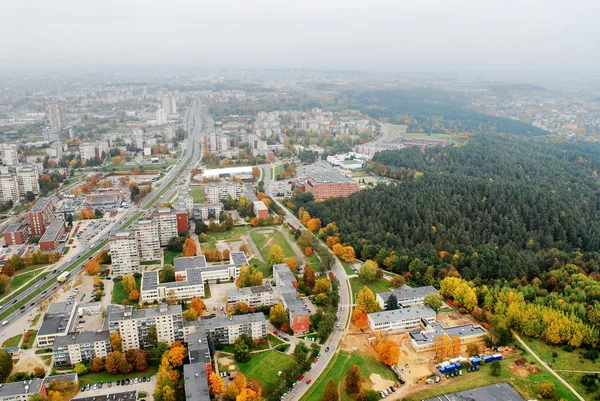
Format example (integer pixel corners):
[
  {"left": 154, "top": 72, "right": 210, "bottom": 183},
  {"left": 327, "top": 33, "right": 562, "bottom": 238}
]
[
  {"left": 107, "top": 304, "right": 182, "bottom": 323},
  {"left": 0, "top": 379, "right": 43, "bottom": 398},
  {"left": 38, "top": 301, "right": 75, "bottom": 336},
  {"left": 110, "top": 230, "right": 135, "bottom": 240},
  {"left": 410, "top": 323, "right": 487, "bottom": 345},
  {"left": 53, "top": 330, "right": 110, "bottom": 347},
  {"left": 4, "top": 222, "right": 26, "bottom": 233},
  {"left": 377, "top": 286, "right": 438, "bottom": 303},
  {"left": 39, "top": 218, "right": 64, "bottom": 243},
  {"left": 302, "top": 162, "right": 353, "bottom": 184},
  {"left": 72, "top": 391, "right": 137, "bottom": 401},
  {"left": 423, "top": 382, "right": 525, "bottom": 401},
  {"left": 368, "top": 305, "right": 436, "bottom": 325},
  {"left": 200, "top": 312, "right": 266, "bottom": 330},
  {"left": 174, "top": 256, "right": 208, "bottom": 272},
  {"left": 31, "top": 197, "right": 53, "bottom": 213},
  {"left": 227, "top": 285, "right": 274, "bottom": 298},
  {"left": 184, "top": 331, "right": 211, "bottom": 401}
]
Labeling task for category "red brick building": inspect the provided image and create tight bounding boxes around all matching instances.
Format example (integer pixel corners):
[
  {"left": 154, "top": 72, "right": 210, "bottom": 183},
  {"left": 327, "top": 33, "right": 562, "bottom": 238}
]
[
  {"left": 176, "top": 211, "right": 188, "bottom": 234},
  {"left": 296, "top": 162, "right": 361, "bottom": 200},
  {"left": 39, "top": 218, "right": 66, "bottom": 251},
  {"left": 28, "top": 197, "right": 55, "bottom": 236},
  {"left": 2, "top": 222, "right": 29, "bottom": 245}
]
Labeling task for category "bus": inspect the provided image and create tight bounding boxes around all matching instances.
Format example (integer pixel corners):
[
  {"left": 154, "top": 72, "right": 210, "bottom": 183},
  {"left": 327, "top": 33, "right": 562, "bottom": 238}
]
[{"left": 56, "top": 271, "right": 70, "bottom": 283}]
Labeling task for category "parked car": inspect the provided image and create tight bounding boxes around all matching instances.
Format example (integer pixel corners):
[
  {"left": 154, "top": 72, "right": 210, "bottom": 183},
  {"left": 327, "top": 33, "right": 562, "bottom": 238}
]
[
  {"left": 325, "top": 347, "right": 330, "bottom": 352},
  {"left": 305, "top": 379, "right": 312, "bottom": 384}
]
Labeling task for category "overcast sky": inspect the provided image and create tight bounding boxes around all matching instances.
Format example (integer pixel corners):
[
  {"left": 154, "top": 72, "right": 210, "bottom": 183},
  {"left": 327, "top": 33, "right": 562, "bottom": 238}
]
[{"left": 2, "top": 0, "right": 599, "bottom": 71}]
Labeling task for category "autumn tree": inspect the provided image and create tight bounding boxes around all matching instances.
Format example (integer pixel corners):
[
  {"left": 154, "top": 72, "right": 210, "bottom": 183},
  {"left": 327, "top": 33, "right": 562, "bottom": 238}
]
[
  {"left": 356, "top": 286, "right": 380, "bottom": 313},
  {"left": 84, "top": 259, "right": 100, "bottom": 275},
  {"left": 322, "top": 379, "right": 339, "bottom": 401},
  {"left": 538, "top": 382, "right": 555, "bottom": 398},
  {"left": 208, "top": 372, "right": 225, "bottom": 395},
  {"left": 270, "top": 303, "right": 288, "bottom": 329},
  {"left": 267, "top": 245, "right": 285, "bottom": 267},
  {"left": 374, "top": 338, "right": 400, "bottom": 366},
  {"left": 307, "top": 218, "right": 322, "bottom": 233},
  {"left": 341, "top": 246, "right": 355, "bottom": 263},
  {"left": 183, "top": 309, "right": 199, "bottom": 322},
  {"left": 303, "top": 266, "right": 316, "bottom": 288},
  {"left": 129, "top": 290, "right": 139, "bottom": 302},
  {"left": 236, "top": 265, "right": 264, "bottom": 288},
  {"left": 105, "top": 352, "right": 120, "bottom": 374},
  {"left": 466, "top": 343, "right": 480, "bottom": 357},
  {"left": 313, "top": 278, "right": 332, "bottom": 295},
  {"left": 122, "top": 273, "right": 137, "bottom": 293},
  {"left": 284, "top": 257, "right": 298, "bottom": 271},
  {"left": 182, "top": 237, "right": 197, "bottom": 257},
  {"left": 90, "top": 356, "right": 104, "bottom": 372},
  {"left": 326, "top": 236, "right": 341, "bottom": 249},
  {"left": 345, "top": 364, "right": 362, "bottom": 395},
  {"left": 305, "top": 247, "right": 313, "bottom": 256},
  {"left": 168, "top": 341, "right": 186, "bottom": 367},
  {"left": 235, "top": 302, "right": 250, "bottom": 315},
  {"left": 298, "top": 230, "right": 314, "bottom": 249},
  {"left": 190, "top": 297, "right": 206, "bottom": 314},
  {"left": 33, "top": 366, "right": 45, "bottom": 378},
  {"left": 79, "top": 208, "right": 94, "bottom": 219},
  {"left": 390, "top": 274, "right": 405, "bottom": 289},
  {"left": 358, "top": 260, "right": 378, "bottom": 283},
  {"left": 352, "top": 309, "right": 369, "bottom": 330},
  {"left": 134, "top": 349, "right": 148, "bottom": 371},
  {"left": 109, "top": 332, "right": 123, "bottom": 353},
  {"left": 424, "top": 292, "right": 443, "bottom": 312}
]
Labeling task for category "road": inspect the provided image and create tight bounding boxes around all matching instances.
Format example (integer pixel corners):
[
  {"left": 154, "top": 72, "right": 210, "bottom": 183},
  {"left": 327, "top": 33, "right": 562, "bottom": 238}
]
[
  {"left": 0, "top": 99, "right": 213, "bottom": 328},
  {"left": 263, "top": 165, "right": 352, "bottom": 401},
  {"left": 512, "top": 332, "right": 585, "bottom": 401}
]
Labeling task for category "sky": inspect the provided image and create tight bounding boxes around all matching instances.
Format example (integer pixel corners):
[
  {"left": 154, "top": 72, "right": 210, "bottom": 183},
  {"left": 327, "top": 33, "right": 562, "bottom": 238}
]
[{"left": 2, "top": 0, "right": 599, "bottom": 72}]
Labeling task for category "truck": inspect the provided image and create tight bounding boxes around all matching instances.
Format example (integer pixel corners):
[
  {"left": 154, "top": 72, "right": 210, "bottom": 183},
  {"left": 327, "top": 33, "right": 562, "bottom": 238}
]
[{"left": 56, "top": 271, "right": 70, "bottom": 283}]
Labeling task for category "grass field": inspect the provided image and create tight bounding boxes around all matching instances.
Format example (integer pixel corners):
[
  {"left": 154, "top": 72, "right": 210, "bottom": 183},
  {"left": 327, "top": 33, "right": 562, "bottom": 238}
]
[
  {"left": 22, "top": 330, "right": 37, "bottom": 349},
  {"left": 112, "top": 277, "right": 142, "bottom": 304},
  {"left": 250, "top": 230, "right": 296, "bottom": 261},
  {"left": 300, "top": 351, "right": 396, "bottom": 401},
  {"left": 164, "top": 250, "right": 182, "bottom": 265},
  {"left": 522, "top": 337, "right": 600, "bottom": 372},
  {"left": 31, "top": 314, "right": 41, "bottom": 326},
  {"left": 189, "top": 186, "right": 205, "bottom": 202},
  {"left": 233, "top": 350, "right": 297, "bottom": 388},
  {"left": 2, "top": 334, "right": 22, "bottom": 348},
  {"left": 402, "top": 357, "right": 579, "bottom": 401},
  {"left": 206, "top": 226, "right": 251, "bottom": 242},
  {"left": 349, "top": 277, "right": 391, "bottom": 301},
  {"left": 387, "top": 124, "right": 451, "bottom": 140},
  {"left": 268, "top": 334, "right": 285, "bottom": 348},
  {"left": 250, "top": 260, "right": 273, "bottom": 278},
  {"left": 342, "top": 262, "right": 355, "bottom": 276},
  {"left": 559, "top": 372, "right": 600, "bottom": 400},
  {"left": 9, "top": 271, "right": 37, "bottom": 291},
  {"left": 78, "top": 364, "right": 159, "bottom": 387}
]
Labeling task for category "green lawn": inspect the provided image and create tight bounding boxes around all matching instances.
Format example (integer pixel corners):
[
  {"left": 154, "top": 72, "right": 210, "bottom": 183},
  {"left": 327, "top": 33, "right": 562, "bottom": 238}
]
[
  {"left": 349, "top": 277, "right": 391, "bottom": 301},
  {"left": 9, "top": 271, "right": 37, "bottom": 291},
  {"left": 301, "top": 351, "right": 396, "bottom": 401},
  {"left": 112, "top": 277, "right": 141, "bottom": 304},
  {"left": 203, "top": 282, "right": 211, "bottom": 299},
  {"left": 250, "top": 230, "right": 296, "bottom": 261},
  {"left": 250, "top": 260, "right": 272, "bottom": 278},
  {"left": 164, "top": 250, "right": 182, "bottom": 265},
  {"left": 22, "top": 330, "right": 37, "bottom": 349},
  {"left": 232, "top": 350, "right": 297, "bottom": 388},
  {"left": 559, "top": 372, "right": 600, "bottom": 401},
  {"left": 189, "top": 186, "right": 205, "bottom": 202},
  {"left": 522, "top": 337, "right": 600, "bottom": 372},
  {"left": 31, "top": 314, "right": 41, "bottom": 326},
  {"left": 206, "top": 226, "right": 251, "bottom": 242},
  {"left": 63, "top": 246, "right": 71, "bottom": 254},
  {"left": 2, "top": 334, "right": 22, "bottom": 348},
  {"left": 342, "top": 262, "right": 355, "bottom": 276},
  {"left": 268, "top": 334, "right": 284, "bottom": 348},
  {"left": 402, "top": 357, "right": 578, "bottom": 401},
  {"left": 78, "top": 364, "right": 159, "bottom": 387}
]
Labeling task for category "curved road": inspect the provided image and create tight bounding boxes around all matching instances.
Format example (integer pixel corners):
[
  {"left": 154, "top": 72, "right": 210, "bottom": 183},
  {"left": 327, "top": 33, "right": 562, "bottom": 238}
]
[{"left": 0, "top": 99, "right": 212, "bottom": 328}]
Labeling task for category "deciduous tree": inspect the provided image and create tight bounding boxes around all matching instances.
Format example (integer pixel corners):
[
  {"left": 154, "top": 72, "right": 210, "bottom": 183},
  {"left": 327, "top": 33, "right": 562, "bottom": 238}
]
[
  {"left": 90, "top": 356, "right": 104, "bottom": 372},
  {"left": 167, "top": 342, "right": 186, "bottom": 367},
  {"left": 313, "top": 278, "right": 331, "bottom": 295},
  {"left": 359, "top": 260, "right": 378, "bottom": 283},
  {"left": 374, "top": 338, "right": 399, "bottom": 366},
  {"left": 182, "top": 237, "right": 197, "bottom": 257},
  {"left": 236, "top": 265, "right": 263, "bottom": 288},
  {"left": 298, "top": 230, "right": 314, "bottom": 249},
  {"left": 84, "top": 259, "right": 100, "bottom": 275},
  {"left": 352, "top": 309, "right": 369, "bottom": 330},
  {"left": 190, "top": 297, "right": 206, "bottom": 314},
  {"left": 209, "top": 372, "right": 225, "bottom": 395},
  {"left": 122, "top": 273, "right": 137, "bottom": 293},
  {"left": 284, "top": 257, "right": 298, "bottom": 271},
  {"left": 129, "top": 290, "right": 139, "bottom": 302},
  {"left": 110, "top": 332, "right": 123, "bottom": 352},
  {"left": 134, "top": 349, "right": 148, "bottom": 372},
  {"left": 356, "top": 287, "right": 380, "bottom": 313},
  {"left": 303, "top": 266, "right": 316, "bottom": 288},
  {"left": 345, "top": 364, "right": 362, "bottom": 395},
  {"left": 321, "top": 379, "right": 339, "bottom": 401},
  {"left": 270, "top": 303, "right": 288, "bottom": 329},
  {"left": 267, "top": 245, "right": 285, "bottom": 267}
]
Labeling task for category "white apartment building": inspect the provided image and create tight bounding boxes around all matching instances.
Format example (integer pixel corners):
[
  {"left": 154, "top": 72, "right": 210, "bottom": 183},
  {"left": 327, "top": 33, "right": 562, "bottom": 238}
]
[
  {"left": 79, "top": 143, "right": 96, "bottom": 161},
  {"left": 107, "top": 304, "right": 184, "bottom": 350},
  {"left": 16, "top": 167, "right": 40, "bottom": 195},
  {"left": 156, "top": 208, "right": 178, "bottom": 246},
  {"left": 0, "top": 144, "right": 19, "bottom": 166},
  {"left": 132, "top": 219, "right": 161, "bottom": 261},
  {"left": 109, "top": 230, "right": 140, "bottom": 276},
  {"left": 226, "top": 285, "right": 275, "bottom": 311},
  {"left": 204, "top": 182, "right": 242, "bottom": 203},
  {"left": 0, "top": 174, "right": 19, "bottom": 202},
  {"left": 52, "top": 331, "right": 111, "bottom": 366},
  {"left": 177, "top": 186, "right": 194, "bottom": 214},
  {"left": 162, "top": 94, "right": 177, "bottom": 114},
  {"left": 132, "top": 128, "right": 145, "bottom": 149},
  {"left": 193, "top": 202, "right": 223, "bottom": 220},
  {"left": 156, "top": 108, "right": 167, "bottom": 125},
  {"left": 368, "top": 305, "right": 436, "bottom": 333},
  {"left": 183, "top": 313, "right": 267, "bottom": 345}
]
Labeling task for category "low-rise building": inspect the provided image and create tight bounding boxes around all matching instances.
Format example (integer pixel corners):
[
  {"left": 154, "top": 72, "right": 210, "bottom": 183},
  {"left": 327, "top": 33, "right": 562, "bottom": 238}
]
[
  {"left": 368, "top": 306, "right": 436, "bottom": 332},
  {"left": 226, "top": 285, "right": 275, "bottom": 311},
  {"left": 72, "top": 391, "right": 137, "bottom": 401},
  {"left": 183, "top": 331, "right": 212, "bottom": 401},
  {"left": 376, "top": 286, "right": 439, "bottom": 310},
  {"left": 0, "top": 374, "right": 78, "bottom": 401},
  {"left": 253, "top": 201, "right": 269, "bottom": 218},
  {"left": 107, "top": 304, "right": 183, "bottom": 351},
  {"left": 295, "top": 162, "right": 361, "bottom": 200},
  {"left": 37, "top": 301, "right": 77, "bottom": 348},
  {"left": 2, "top": 222, "right": 30, "bottom": 245},
  {"left": 409, "top": 321, "right": 487, "bottom": 352},
  {"left": 52, "top": 330, "right": 111, "bottom": 366},
  {"left": 39, "top": 218, "right": 66, "bottom": 251},
  {"left": 423, "top": 383, "right": 525, "bottom": 401}
]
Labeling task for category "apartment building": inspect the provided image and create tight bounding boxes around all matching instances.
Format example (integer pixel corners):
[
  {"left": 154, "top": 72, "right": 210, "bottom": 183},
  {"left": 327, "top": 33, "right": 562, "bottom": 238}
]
[
  {"left": 162, "top": 94, "right": 177, "bottom": 114},
  {"left": 37, "top": 302, "right": 77, "bottom": 348},
  {"left": 47, "top": 104, "right": 66, "bottom": 129},
  {"left": 28, "top": 197, "right": 55, "bottom": 236},
  {"left": 204, "top": 182, "right": 242, "bottom": 203},
  {"left": 0, "top": 144, "right": 19, "bottom": 166},
  {"left": 156, "top": 208, "right": 187, "bottom": 246},
  {"left": 183, "top": 331, "right": 212, "bottom": 401},
  {"left": 177, "top": 185, "right": 193, "bottom": 214},
  {"left": 2, "top": 222, "right": 30, "bottom": 245},
  {"left": 16, "top": 167, "right": 40, "bottom": 195},
  {"left": 0, "top": 174, "right": 19, "bottom": 203},
  {"left": 368, "top": 305, "right": 436, "bottom": 332},
  {"left": 39, "top": 218, "right": 66, "bottom": 251},
  {"left": 376, "top": 286, "right": 439, "bottom": 310},
  {"left": 0, "top": 374, "right": 78, "bottom": 401},
  {"left": 107, "top": 304, "right": 183, "bottom": 350},
  {"left": 156, "top": 108, "right": 167, "bottom": 125},
  {"left": 193, "top": 202, "right": 223, "bottom": 221},
  {"left": 109, "top": 231, "right": 140, "bottom": 276},
  {"left": 132, "top": 219, "right": 161, "bottom": 261},
  {"left": 273, "top": 264, "right": 310, "bottom": 334},
  {"left": 226, "top": 285, "right": 275, "bottom": 311},
  {"left": 79, "top": 143, "right": 96, "bottom": 161},
  {"left": 183, "top": 313, "right": 267, "bottom": 345},
  {"left": 253, "top": 201, "right": 269, "bottom": 218},
  {"left": 140, "top": 252, "right": 248, "bottom": 304},
  {"left": 52, "top": 331, "right": 111, "bottom": 366}
]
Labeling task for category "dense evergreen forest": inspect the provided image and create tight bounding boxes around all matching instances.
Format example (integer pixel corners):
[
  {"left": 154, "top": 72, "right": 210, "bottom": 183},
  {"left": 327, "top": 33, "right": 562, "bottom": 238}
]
[
  {"left": 293, "top": 135, "right": 600, "bottom": 282},
  {"left": 344, "top": 89, "right": 550, "bottom": 136}
]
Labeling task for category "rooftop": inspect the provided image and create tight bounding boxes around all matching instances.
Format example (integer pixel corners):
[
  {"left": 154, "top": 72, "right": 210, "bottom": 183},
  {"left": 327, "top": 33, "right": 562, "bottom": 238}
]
[
  {"left": 227, "top": 285, "right": 274, "bottom": 298},
  {"left": 107, "top": 304, "right": 182, "bottom": 323},
  {"left": 410, "top": 322, "right": 487, "bottom": 345},
  {"left": 254, "top": 201, "right": 268, "bottom": 211},
  {"left": 4, "top": 222, "right": 26, "bottom": 233},
  {"left": 72, "top": 391, "right": 137, "bottom": 401},
  {"left": 200, "top": 312, "right": 266, "bottom": 329},
  {"left": 423, "top": 382, "right": 525, "bottom": 401},
  {"left": 377, "top": 286, "right": 439, "bottom": 303},
  {"left": 110, "top": 230, "right": 135, "bottom": 240},
  {"left": 52, "top": 330, "right": 110, "bottom": 347},
  {"left": 31, "top": 197, "right": 53, "bottom": 213},
  {"left": 39, "top": 218, "right": 65, "bottom": 243},
  {"left": 38, "top": 301, "right": 75, "bottom": 336},
  {"left": 0, "top": 379, "right": 43, "bottom": 398},
  {"left": 184, "top": 331, "right": 211, "bottom": 401},
  {"left": 174, "top": 256, "right": 208, "bottom": 272},
  {"left": 87, "top": 195, "right": 122, "bottom": 206},
  {"left": 301, "top": 162, "right": 353, "bottom": 184},
  {"left": 368, "top": 305, "right": 436, "bottom": 324}
]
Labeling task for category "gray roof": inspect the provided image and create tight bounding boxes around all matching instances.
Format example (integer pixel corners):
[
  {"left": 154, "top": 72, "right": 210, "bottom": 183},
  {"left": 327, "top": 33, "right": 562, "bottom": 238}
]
[
  {"left": 0, "top": 379, "right": 43, "bottom": 398},
  {"left": 227, "top": 285, "right": 273, "bottom": 298},
  {"left": 273, "top": 263, "right": 296, "bottom": 282},
  {"left": 110, "top": 230, "right": 135, "bottom": 241},
  {"left": 38, "top": 301, "right": 75, "bottom": 336},
  {"left": 200, "top": 312, "right": 266, "bottom": 330},
  {"left": 44, "top": 373, "right": 79, "bottom": 386},
  {"left": 161, "top": 268, "right": 203, "bottom": 289},
  {"left": 39, "top": 218, "right": 65, "bottom": 243},
  {"left": 423, "top": 383, "right": 525, "bottom": 401},
  {"left": 141, "top": 270, "right": 159, "bottom": 291},
  {"left": 368, "top": 305, "right": 436, "bottom": 324},
  {"left": 88, "top": 195, "right": 121, "bottom": 206},
  {"left": 108, "top": 304, "right": 182, "bottom": 323},
  {"left": 230, "top": 252, "right": 248, "bottom": 267},
  {"left": 72, "top": 391, "right": 137, "bottom": 401},
  {"left": 31, "top": 197, "right": 53, "bottom": 213},
  {"left": 52, "top": 330, "right": 110, "bottom": 347},
  {"left": 272, "top": 264, "right": 306, "bottom": 317},
  {"left": 410, "top": 323, "right": 487, "bottom": 346},
  {"left": 184, "top": 331, "right": 211, "bottom": 401},
  {"left": 174, "top": 256, "right": 208, "bottom": 272},
  {"left": 377, "top": 286, "right": 438, "bottom": 304},
  {"left": 243, "top": 183, "right": 259, "bottom": 202},
  {"left": 303, "top": 162, "right": 353, "bottom": 184},
  {"left": 4, "top": 222, "right": 25, "bottom": 233}
]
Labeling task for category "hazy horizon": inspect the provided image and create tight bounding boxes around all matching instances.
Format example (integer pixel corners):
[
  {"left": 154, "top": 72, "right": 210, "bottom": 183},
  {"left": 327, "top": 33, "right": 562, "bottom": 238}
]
[{"left": 2, "top": 0, "right": 599, "bottom": 73}]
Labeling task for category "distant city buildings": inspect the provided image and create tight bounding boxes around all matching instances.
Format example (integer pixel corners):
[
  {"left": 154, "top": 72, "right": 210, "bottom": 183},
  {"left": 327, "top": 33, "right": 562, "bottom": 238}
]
[
  {"left": 156, "top": 108, "right": 167, "bottom": 125},
  {"left": 47, "top": 103, "right": 66, "bottom": 129},
  {"left": 0, "top": 144, "right": 19, "bottom": 166},
  {"left": 162, "top": 94, "right": 177, "bottom": 114}
]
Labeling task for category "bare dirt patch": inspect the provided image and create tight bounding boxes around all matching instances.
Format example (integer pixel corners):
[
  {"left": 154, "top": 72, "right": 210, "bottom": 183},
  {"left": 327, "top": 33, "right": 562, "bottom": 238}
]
[
  {"left": 370, "top": 374, "right": 396, "bottom": 391},
  {"left": 215, "top": 241, "right": 231, "bottom": 254},
  {"left": 508, "top": 362, "right": 530, "bottom": 377},
  {"left": 13, "top": 357, "right": 44, "bottom": 375}
]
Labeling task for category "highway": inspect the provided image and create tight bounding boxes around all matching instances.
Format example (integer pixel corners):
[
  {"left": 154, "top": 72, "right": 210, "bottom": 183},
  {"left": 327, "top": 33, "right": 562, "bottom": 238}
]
[
  {"left": 0, "top": 99, "right": 213, "bottom": 327},
  {"left": 263, "top": 165, "right": 352, "bottom": 401}
]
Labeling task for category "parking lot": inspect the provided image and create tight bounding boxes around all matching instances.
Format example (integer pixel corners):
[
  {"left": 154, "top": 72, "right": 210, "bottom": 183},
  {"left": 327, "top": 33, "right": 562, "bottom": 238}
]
[
  {"left": 76, "top": 219, "right": 113, "bottom": 244},
  {"left": 77, "top": 377, "right": 154, "bottom": 401}
]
